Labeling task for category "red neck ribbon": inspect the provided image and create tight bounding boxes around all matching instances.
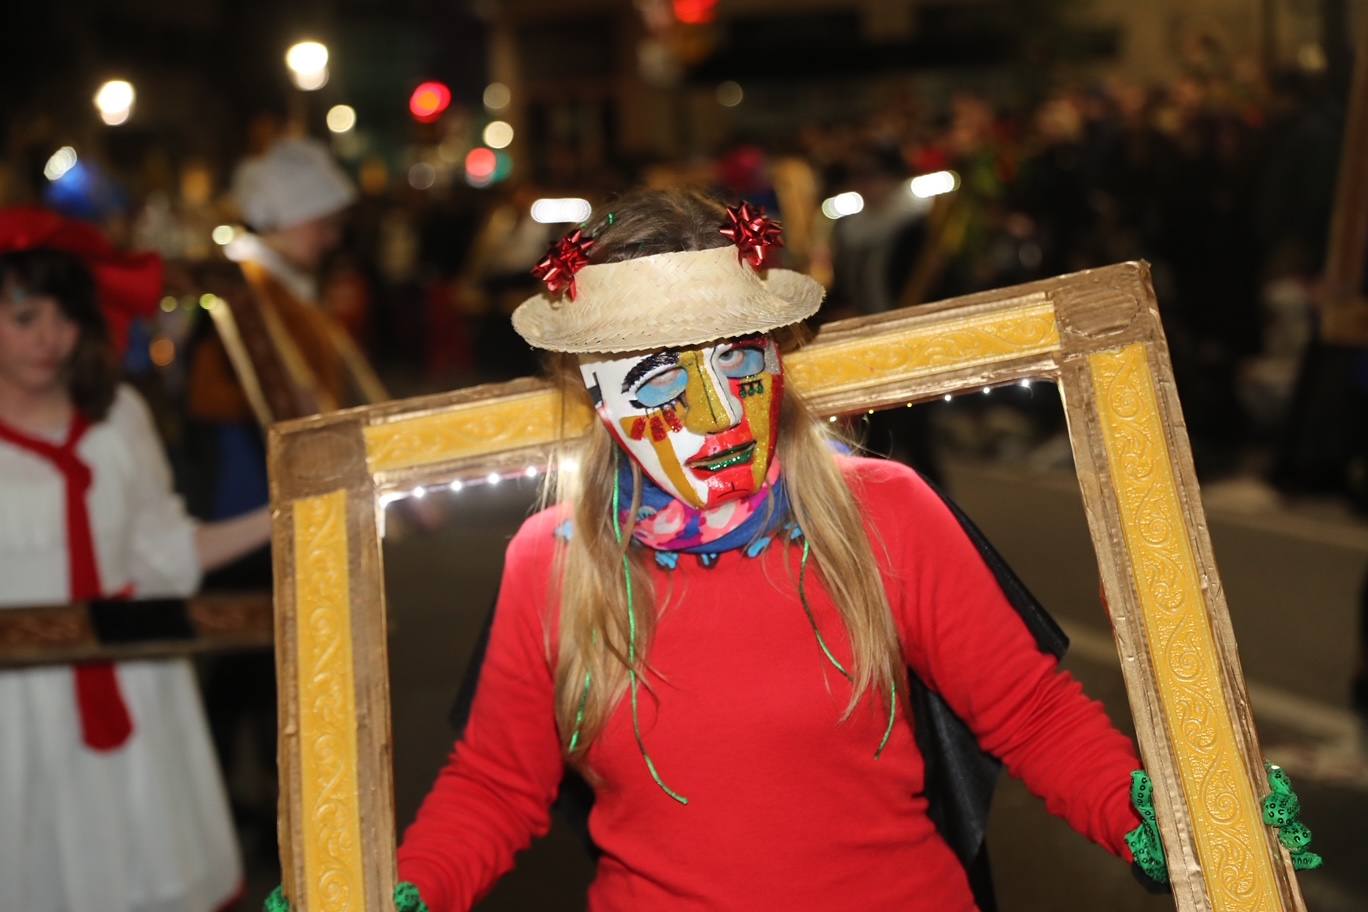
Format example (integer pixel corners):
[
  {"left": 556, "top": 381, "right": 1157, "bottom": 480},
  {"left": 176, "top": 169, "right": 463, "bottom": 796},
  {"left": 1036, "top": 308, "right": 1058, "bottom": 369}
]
[{"left": 0, "top": 414, "right": 134, "bottom": 750}]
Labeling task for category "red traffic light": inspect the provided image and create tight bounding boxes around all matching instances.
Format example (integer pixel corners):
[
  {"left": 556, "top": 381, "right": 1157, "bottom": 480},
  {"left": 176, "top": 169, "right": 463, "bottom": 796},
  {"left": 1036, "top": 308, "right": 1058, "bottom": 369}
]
[
  {"left": 673, "top": 0, "right": 717, "bottom": 24},
  {"left": 465, "top": 147, "right": 496, "bottom": 181},
  {"left": 409, "top": 81, "right": 452, "bottom": 123}
]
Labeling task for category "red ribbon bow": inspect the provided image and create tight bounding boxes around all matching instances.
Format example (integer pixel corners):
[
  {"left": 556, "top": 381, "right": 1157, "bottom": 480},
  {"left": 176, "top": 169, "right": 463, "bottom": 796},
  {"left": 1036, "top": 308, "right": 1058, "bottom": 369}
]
[
  {"left": 531, "top": 229, "right": 595, "bottom": 300},
  {"left": 719, "top": 203, "right": 784, "bottom": 270}
]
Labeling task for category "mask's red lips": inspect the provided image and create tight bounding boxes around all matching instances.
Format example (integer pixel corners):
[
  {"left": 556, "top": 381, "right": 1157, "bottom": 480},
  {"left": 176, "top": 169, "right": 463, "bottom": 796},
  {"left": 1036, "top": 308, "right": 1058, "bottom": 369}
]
[
  {"left": 688, "top": 425, "right": 753, "bottom": 459},
  {"left": 686, "top": 441, "right": 756, "bottom": 473}
]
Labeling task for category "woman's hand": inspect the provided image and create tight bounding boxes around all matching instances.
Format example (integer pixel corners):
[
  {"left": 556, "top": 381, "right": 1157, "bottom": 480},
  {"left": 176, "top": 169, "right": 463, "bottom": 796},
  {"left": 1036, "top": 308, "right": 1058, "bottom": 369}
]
[
  {"left": 265, "top": 882, "right": 429, "bottom": 912},
  {"left": 194, "top": 506, "right": 272, "bottom": 573},
  {"left": 1126, "top": 763, "right": 1323, "bottom": 889}
]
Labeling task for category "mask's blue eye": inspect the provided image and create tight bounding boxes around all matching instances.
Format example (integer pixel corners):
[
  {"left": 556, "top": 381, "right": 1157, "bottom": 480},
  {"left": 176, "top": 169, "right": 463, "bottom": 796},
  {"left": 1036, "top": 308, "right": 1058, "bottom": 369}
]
[
  {"left": 633, "top": 368, "right": 688, "bottom": 409},
  {"left": 715, "top": 346, "right": 766, "bottom": 379}
]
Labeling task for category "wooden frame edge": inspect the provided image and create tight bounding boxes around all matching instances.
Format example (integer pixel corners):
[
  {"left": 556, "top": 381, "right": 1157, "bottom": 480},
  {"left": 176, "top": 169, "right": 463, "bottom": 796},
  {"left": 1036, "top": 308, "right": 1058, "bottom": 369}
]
[{"left": 269, "top": 262, "right": 1305, "bottom": 911}]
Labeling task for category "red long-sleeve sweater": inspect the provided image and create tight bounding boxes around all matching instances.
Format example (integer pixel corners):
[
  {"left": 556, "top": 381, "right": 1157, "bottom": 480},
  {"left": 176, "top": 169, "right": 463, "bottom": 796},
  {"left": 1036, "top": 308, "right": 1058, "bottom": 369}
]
[{"left": 397, "top": 457, "right": 1141, "bottom": 911}]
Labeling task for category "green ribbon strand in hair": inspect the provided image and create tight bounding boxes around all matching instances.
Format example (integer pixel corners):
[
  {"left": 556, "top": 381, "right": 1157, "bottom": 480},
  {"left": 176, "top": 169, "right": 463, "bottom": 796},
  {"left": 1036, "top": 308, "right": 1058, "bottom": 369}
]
[
  {"left": 613, "top": 461, "right": 688, "bottom": 805},
  {"left": 798, "top": 539, "right": 851, "bottom": 678},
  {"left": 567, "top": 665, "right": 592, "bottom": 753},
  {"left": 797, "top": 538, "right": 898, "bottom": 759}
]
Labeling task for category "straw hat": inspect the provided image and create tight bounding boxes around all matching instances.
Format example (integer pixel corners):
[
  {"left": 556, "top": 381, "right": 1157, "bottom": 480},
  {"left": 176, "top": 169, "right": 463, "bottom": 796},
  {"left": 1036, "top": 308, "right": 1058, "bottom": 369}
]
[{"left": 512, "top": 244, "right": 824, "bottom": 354}]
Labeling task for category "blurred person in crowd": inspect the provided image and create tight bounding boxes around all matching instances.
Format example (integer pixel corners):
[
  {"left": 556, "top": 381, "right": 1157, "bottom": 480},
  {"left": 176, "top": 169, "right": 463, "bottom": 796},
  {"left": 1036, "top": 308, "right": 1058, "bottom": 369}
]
[
  {"left": 0, "top": 208, "right": 272, "bottom": 912},
  {"left": 714, "top": 143, "right": 780, "bottom": 214},
  {"left": 828, "top": 144, "right": 928, "bottom": 318},
  {"left": 459, "top": 183, "right": 558, "bottom": 381},
  {"left": 186, "top": 137, "right": 385, "bottom": 531}
]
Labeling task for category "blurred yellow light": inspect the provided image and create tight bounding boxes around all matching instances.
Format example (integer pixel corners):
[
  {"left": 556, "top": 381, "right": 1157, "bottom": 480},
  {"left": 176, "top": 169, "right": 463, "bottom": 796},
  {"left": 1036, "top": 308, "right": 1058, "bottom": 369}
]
[
  {"left": 483, "top": 82, "right": 511, "bottom": 111},
  {"left": 286, "top": 41, "right": 330, "bottom": 91},
  {"left": 199, "top": 293, "right": 220, "bottom": 311},
  {"left": 43, "top": 147, "right": 78, "bottom": 182},
  {"left": 285, "top": 41, "right": 329, "bottom": 75},
  {"left": 530, "top": 197, "right": 592, "bottom": 224},
  {"left": 1297, "top": 43, "right": 1327, "bottom": 73},
  {"left": 482, "top": 120, "right": 514, "bottom": 149},
  {"left": 94, "top": 80, "right": 135, "bottom": 125},
  {"left": 716, "top": 81, "right": 743, "bottom": 108},
  {"left": 211, "top": 225, "right": 236, "bottom": 246},
  {"left": 408, "top": 162, "right": 436, "bottom": 191},
  {"left": 159, "top": 296, "right": 177, "bottom": 313},
  {"left": 149, "top": 337, "right": 176, "bottom": 367},
  {"left": 820, "top": 191, "right": 864, "bottom": 219},
  {"left": 326, "top": 104, "right": 357, "bottom": 133},
  {"left": 908, "top": 170, "right": 959, "bottom": 199},
  {"left": 293, "top": 68, "right": 329, "bottom": 91}
]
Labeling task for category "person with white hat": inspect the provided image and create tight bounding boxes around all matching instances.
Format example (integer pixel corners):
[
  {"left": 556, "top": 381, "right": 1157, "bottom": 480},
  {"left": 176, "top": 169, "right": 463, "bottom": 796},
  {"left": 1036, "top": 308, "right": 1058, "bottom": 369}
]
[
  {"left": 228, "top": 137, "right": 357, "bottom": 295},
  {"left": 188, "top": 137, "right": 370, "bottom": 432}
]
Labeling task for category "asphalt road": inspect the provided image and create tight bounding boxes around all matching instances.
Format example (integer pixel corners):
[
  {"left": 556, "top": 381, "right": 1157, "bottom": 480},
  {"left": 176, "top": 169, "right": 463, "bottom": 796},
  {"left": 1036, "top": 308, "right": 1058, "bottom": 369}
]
[{"left": 244, "top": 455, "right": 1368, "bottom": 911}]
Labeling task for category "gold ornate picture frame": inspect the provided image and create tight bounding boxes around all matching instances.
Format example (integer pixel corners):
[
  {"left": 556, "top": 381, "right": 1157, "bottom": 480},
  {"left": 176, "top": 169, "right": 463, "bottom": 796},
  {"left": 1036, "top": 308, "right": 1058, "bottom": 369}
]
[{"left": 268, "top": 261, "right": 1308, "bottom": 912}]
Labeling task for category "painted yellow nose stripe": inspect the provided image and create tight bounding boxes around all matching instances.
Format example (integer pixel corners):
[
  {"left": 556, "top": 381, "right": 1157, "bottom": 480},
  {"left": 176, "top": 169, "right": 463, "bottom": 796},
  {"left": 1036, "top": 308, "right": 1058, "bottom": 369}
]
[{"left": 680, "top": 350, "right": 738, "bottom": 435}]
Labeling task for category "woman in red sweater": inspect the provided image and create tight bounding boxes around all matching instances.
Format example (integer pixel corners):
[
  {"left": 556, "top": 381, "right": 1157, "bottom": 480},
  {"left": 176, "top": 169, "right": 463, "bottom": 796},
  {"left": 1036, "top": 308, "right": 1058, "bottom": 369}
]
[
  {"left": 392, "top": 188, "right": 1138, "bottom": 911},
  {"left": 273, "top": 189, "right": 1314, "bottom": 912}
]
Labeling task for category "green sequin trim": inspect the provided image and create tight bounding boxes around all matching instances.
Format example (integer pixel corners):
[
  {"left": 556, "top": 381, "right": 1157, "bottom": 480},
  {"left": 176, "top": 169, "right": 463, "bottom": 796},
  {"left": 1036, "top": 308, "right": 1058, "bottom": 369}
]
[
  {"left": 394, "top": 881, "right": 430, "bottom": 912},
  {"left": 263, "top": 883, "right": 428, "bottom": 912},
  {"left": 1125, "top": 770, "right": 1169, "bottom": 883},
  {"left": 1263, "top": 763, "right": 1323, "bottom": 871},
  {"left": 1126, "top": 764, "right": 1324, "bottom": 883}
]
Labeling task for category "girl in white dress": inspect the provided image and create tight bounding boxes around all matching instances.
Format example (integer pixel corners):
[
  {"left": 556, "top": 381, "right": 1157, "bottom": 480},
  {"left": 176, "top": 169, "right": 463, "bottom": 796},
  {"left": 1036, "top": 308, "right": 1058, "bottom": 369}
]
[{"left": 0, "top": 208, "right": 272, "bottom": 912}]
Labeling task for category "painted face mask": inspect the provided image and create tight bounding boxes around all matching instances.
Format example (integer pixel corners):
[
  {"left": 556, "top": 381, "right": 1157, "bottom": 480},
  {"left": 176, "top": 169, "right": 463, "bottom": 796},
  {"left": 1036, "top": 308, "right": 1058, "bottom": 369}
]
[{"left": 580, "top": 336, "right": 783, "bottom": 509}]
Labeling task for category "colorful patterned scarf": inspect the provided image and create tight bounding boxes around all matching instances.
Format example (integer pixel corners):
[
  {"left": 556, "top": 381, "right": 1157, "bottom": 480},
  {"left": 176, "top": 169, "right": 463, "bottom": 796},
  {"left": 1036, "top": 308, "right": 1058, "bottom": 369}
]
[{"left": 618, "top": 456, "right": 788, "bottom": 558}]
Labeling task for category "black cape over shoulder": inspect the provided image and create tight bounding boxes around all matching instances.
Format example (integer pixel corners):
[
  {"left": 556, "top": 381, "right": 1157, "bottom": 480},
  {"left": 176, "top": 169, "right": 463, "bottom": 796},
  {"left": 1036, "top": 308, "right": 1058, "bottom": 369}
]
[{"left": 446, "top": 482, "right": 1067, "bottom": 912}]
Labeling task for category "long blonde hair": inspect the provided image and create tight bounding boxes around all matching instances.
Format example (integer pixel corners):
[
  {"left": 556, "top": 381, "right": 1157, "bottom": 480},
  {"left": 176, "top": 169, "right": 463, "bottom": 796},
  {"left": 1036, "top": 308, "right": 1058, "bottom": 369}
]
[
  {"left": 548, "top": 370, "right": 904, "bottom": 757},
  {"left": 543, "top": 188, "right": 904, "bottom": 759}
]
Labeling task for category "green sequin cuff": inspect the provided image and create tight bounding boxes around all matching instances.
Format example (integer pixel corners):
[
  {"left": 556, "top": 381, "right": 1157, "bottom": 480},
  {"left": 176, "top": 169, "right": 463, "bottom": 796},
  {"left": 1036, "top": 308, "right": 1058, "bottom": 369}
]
[
  {"left": 394, "top": 881, "right": 430, "bottom": 912},
  {"left": 1125, "top": 770, "right": 1169, "bottom": 884},
  {"left": 264, "top": 886, "right": 289, "bottom": 912},
  {"left": 1262, "top": 764, "right": 1323, "bottom": 871},
  {"left": 263, "top": 882, "right": 428, "bottom": 912}
]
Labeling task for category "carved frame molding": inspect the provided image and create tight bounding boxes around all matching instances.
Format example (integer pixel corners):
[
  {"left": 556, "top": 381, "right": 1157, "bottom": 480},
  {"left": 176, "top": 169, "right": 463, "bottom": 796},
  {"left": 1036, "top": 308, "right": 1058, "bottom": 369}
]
[{"left": 269, "top": 262, "right": 1306, "bottom": 912}]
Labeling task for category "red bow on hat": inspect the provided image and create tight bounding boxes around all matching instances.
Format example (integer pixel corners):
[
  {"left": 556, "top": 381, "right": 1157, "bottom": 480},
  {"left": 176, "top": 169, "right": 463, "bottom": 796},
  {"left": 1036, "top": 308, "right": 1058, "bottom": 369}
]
[
  {"left": 0, "top": 208, "right": 163, "bottom": 357},
  {"left": 532, "top": 229, "right": 595, "bottom": 300},
  {"left": 719, "top": 202, "right": 783, "bottom": 270}
]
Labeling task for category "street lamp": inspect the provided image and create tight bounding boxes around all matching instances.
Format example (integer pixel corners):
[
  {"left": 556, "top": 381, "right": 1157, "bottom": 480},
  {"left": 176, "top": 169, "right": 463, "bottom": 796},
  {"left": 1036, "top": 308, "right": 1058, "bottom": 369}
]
[
  {"left": 285, "top": 40, "right": 330, "bottom": 91},
  {"left": 94, "top": 80, "right": 135, "bottom": 126}
]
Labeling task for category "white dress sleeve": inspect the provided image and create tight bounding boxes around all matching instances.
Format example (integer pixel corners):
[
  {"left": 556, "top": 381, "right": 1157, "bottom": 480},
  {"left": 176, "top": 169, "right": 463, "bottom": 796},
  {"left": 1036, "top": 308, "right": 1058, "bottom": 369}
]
[{"left": 109, "top": 386, "right": 203, "bottom": 597}]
